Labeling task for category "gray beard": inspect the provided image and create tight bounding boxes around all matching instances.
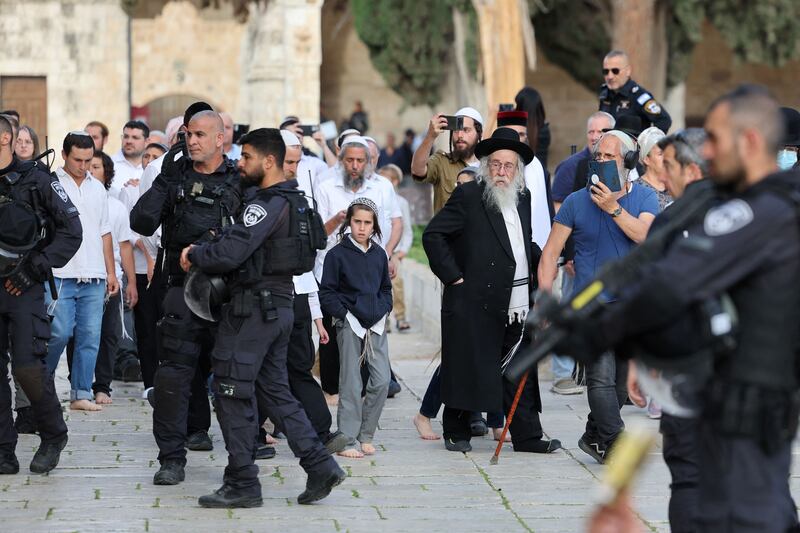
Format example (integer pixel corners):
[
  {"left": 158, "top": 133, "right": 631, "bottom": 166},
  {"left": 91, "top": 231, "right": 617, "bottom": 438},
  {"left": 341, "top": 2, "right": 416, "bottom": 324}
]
[
  {"left": 341, "top": 167, "right": 364, "bottom": 190},
  {"left": 483, "top": 180, "right": 519, "bottom": 212}
]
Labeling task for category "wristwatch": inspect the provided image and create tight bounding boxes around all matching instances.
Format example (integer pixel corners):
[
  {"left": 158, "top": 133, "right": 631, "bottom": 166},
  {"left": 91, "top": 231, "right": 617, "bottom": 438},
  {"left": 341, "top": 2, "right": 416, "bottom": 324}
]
[{"left": 610, "top": 206, "right": 623, "bottom": 218}]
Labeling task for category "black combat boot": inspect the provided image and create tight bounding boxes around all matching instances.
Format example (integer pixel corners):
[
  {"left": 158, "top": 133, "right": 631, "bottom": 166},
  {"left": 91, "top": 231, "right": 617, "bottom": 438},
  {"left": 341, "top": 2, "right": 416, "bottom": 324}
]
[
  {"left": 186, "top": 431, "right": 213, "bottom": 451},
  {"left": 198, "top": 484, "right": 263, "bottom": 508},
  {"left": 297, "top": 464, "right": 347, "bottom": 505},
  {"left": 153, "top": 459, "right": 185, "bottom": 485},
  {"left": 0, "top": 452, "right": 19, "bottom": 475},
  {"left": 255, "top": 445, "right": 276, "bottom": 460},
  {"left": 30, "top": 434, "right": 68, "bottom": 474}
]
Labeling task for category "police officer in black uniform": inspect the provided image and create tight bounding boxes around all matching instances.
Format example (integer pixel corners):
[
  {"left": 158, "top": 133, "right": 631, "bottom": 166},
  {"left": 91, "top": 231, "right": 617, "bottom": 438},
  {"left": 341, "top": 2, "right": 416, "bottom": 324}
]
[
  {"left": 561, "top": 85, "right": 800, "bottom": 531},
  {"left": 599, "top": 50, "right": 671, "bottom": 133},
  {"left": 0, "top": 116, "right": 82, "bottom": 474},
  {"left": 130, "top": 109, "right": 243, "bottom": 485},
  {"left": 181, "top": 128, "right": 345, "bottom": 508}
]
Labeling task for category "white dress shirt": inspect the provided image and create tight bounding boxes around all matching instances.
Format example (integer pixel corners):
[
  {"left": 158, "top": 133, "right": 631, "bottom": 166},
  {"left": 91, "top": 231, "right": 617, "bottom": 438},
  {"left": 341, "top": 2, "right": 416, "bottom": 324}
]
[
  {"left": 53, "top": 168, "right": 111, "bottom": 280},
  {"left": 107, "top": 194, "right": 133, "bottom": 280},
  {"left": 396, "top": 193, "right": 413, "bottom": 255},
  {"left": 111, "top": 150, "right": 143, "bottom": 200},
  {"left": 524, "top": 156, "right": 552, "bottom": 250}
]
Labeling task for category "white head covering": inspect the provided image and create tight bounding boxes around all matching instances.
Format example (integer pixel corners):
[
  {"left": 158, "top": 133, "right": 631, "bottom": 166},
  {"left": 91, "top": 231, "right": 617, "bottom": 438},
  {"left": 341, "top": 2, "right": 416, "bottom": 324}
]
[
  {"left": 340, "top": 135, "right": 369, "bottom": 150},
  {"left": 637, "top": 126, "right": 666, "bottom": 162},
  {"left": 280, "top": 129, "right": 302, "bottom": 147},
  {"left": 602, "top": 130, "right": 637, "bottom": 154},
  {"left": 455, "top": 107, "right": 484, "bottom": 126}
]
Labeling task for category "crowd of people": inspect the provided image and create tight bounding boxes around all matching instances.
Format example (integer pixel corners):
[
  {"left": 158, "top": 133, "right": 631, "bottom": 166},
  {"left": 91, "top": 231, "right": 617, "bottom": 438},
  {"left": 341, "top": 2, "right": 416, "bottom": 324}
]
[{"left": 0, "top": 47, "right": 799, "bottom": 531}]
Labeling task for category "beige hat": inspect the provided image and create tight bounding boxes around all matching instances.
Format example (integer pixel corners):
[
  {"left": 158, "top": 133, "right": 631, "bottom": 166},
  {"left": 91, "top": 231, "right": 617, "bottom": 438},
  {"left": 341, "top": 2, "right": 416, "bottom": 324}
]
[{"left": 637, "top": 126, "right": 666, "bottom": 162}]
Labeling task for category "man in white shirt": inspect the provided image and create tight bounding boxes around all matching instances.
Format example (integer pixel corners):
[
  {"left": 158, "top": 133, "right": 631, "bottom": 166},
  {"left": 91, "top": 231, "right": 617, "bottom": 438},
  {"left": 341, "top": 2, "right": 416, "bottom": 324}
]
[
  {"left": 46, "top": 132, "right": 119, "bottom": 411},
  {"left": 220, "top": 112, "right": 242, "bottom": 160},
  {"left": 111, "top": 120, "right": 148, "bottom": 200}
]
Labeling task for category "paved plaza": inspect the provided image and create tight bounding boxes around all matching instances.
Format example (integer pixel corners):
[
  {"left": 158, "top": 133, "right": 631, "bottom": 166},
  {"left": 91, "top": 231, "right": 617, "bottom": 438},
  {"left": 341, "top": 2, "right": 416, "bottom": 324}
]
[{"left": 3, "top": 330, "right": 799, "bottom": 532}]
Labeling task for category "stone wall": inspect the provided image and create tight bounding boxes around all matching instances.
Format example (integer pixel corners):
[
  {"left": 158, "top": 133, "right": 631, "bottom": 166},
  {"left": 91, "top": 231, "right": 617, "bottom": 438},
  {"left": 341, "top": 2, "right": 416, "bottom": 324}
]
[
  {"left": 131, "top": 1, "right": 244, "bottom": 124},
  {"left": 0, "top": 0, "right": 129, "bottom": 154}
]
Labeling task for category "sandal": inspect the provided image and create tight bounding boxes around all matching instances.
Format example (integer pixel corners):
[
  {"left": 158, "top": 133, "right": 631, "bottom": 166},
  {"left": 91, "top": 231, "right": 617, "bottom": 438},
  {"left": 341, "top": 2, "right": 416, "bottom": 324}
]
[{"left": 396, "top": 320, "right": 411, "bottom": 331}]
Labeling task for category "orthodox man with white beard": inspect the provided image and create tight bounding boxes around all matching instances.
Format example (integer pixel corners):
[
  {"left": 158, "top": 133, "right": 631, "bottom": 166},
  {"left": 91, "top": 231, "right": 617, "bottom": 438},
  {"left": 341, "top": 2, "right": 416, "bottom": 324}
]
[{"left": 423, "top": 128, "right": 562, "bottom": 454}]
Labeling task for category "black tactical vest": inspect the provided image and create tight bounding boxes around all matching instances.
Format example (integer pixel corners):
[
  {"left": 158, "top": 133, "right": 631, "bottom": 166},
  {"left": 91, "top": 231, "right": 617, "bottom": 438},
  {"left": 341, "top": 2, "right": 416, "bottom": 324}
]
[{"left": 163, "top": 160, "right": 241, "bottom": 271}]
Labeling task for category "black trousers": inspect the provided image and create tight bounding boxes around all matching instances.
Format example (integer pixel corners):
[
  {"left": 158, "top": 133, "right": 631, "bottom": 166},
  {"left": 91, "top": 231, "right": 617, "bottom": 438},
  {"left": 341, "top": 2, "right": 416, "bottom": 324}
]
[
  {"left": 152, "top": 286, "right": 214, "bottom": 464},
  {"left": 283, "top": 294, "right": 331, "bottom": 440},
  {"left": 133, "top": 273, "right": 161, "bottom": 389},
  {"left": 212, "top": 304, "right": 335, "bottom": 495},
  {"left": 694, "top": 420, "right": 799, "bottom": 532},
  {"left": 318, "top": 312, "right": 340, "bottom": 395},
  {"left": 661, "top": 414, "right": 700, "bottom": 533},
  {"left": 442, "top": 321, "right": 543, "bottom": 448},
  {"left": 0, "top": 284, "right": 67, "bottom": 454}
]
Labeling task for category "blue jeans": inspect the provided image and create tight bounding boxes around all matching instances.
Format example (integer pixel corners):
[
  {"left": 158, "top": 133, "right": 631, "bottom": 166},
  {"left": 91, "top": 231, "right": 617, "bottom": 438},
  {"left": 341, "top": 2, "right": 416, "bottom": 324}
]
[
  {"left": 46, "top": 278, "right": 107, "bottom": 401},
  {"left": 552, "top": 268, "right": 576, "bottom": 380}
]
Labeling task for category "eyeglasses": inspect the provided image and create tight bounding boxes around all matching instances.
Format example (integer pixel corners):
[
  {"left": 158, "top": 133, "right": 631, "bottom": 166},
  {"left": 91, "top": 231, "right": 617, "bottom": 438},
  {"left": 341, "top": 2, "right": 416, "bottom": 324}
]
[
  {"left": 489, "top": 161, "right": 516, "bottom": 173},
  {"left": 602, "top": 68, "right": 621, "bottom": 76}
]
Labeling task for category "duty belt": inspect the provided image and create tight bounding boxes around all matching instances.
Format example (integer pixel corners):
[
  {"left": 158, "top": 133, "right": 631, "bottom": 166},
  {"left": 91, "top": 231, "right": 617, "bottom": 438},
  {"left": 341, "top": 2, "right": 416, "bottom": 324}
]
[{"left": 230, "top": 289, "right": 293, "bottom": 322}]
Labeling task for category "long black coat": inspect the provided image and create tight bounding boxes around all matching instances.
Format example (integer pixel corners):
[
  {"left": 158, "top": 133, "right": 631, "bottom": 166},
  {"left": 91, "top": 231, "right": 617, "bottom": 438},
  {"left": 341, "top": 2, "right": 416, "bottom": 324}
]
[{"left": 423, "top": 181, "right": 539, "bottom": 413}]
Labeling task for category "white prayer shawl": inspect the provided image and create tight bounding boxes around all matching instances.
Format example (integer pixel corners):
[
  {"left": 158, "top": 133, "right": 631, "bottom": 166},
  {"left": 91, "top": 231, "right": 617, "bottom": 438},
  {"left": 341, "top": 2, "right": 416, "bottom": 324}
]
[
  {"left": 501, "top": 203, "right": 530, "bottom": 324},
  {"left": 523, "top": 157, "right": 552, "bottom": 250}
]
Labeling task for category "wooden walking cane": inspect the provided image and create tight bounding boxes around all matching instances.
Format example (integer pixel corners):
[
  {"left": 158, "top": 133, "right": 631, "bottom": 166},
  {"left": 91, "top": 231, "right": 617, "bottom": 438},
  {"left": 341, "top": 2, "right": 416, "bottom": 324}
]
[{"left": 490, "top": 370, "right": 528, "bottom": 465}]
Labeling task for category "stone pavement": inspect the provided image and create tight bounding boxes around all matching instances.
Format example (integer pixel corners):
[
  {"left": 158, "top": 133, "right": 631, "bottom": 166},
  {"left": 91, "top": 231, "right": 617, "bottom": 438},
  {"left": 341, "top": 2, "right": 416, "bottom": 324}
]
[{"left": 2, "top": 330, "right": 799, "bottom": 532}]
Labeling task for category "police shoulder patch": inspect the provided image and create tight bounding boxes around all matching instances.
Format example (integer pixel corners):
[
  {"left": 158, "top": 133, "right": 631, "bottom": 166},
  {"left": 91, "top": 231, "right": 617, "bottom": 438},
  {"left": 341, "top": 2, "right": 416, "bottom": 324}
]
[
  {"left": 703, "top": 199, "right": 753, "bottom": 236},
  {"left": 644, "top": 99, "right": 662, "bottom": 115},
  {"left": 243, "top": 204, "right": 267, "bottom": 227},
  {"left": 51, "top": 181, "right": 69, "bottom": 203}
]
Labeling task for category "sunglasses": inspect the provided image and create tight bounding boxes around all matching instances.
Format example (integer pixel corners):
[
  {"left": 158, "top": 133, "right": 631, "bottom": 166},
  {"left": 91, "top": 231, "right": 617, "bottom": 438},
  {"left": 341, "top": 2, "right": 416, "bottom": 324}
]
[{"left": 602, "top": 68, "right": 621, "bottom": 76}]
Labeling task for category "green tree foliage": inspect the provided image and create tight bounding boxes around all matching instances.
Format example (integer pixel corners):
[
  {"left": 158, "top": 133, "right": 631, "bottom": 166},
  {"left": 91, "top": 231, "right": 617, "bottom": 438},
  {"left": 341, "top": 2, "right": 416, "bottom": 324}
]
[{"left": 350, "top": 0, "right": 477, "bottom": 107}]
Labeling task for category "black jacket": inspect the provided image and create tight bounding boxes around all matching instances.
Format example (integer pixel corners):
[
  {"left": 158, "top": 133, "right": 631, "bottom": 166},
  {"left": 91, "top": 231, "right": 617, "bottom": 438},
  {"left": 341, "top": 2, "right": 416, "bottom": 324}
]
[
  {"left": 599, "top": 79, "right": 672, "bottom": 132},
  {"left": 319, "top": 236, "right": 393, "bottom": 329}
]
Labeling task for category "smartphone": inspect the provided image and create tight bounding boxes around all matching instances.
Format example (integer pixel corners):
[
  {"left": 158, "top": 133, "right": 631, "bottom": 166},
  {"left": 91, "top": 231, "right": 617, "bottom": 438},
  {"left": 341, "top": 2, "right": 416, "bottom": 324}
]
[
  {"left": 442, "top": 115, "right": 464, "bottom": 131},
  {"left": 232, "top": 123, "right": 249, "bottom": 144},
  {"left": 300, "top": 124, "right": 320, "bottom": 136},
  {"left": 498, "top": 103, "right": 514, "bottom": 112},
  {"left": 587, "top": 160, "right": 622, "bottom": 193}
]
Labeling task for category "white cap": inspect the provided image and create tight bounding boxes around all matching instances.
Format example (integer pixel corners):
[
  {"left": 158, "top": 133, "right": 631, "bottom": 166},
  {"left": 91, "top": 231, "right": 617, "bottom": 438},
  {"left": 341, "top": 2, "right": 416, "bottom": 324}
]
[
  {"left": 455, "top": 107, "right": 484, "bottom": 126},
  {"left": 637, "top": 126, "right": 666, "bottom": 161},
  {"left": 340, "top": 135, "right": 369, "bottom": 149},
  {"left": 603, "top": 130, "right": 637, "bottom": 154},
  {"left": 362, "top": 136, "right": 378, "bottom": 145},
  {"left": 280, "top": 129, "right": 302, "bottom": 147},
  {"left": 336, "top": 128, "right": 361, "bottom": 147}
]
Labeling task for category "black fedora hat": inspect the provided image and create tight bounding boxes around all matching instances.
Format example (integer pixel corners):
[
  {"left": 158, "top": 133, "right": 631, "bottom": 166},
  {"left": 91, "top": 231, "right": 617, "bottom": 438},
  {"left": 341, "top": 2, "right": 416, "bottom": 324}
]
[
  {"left": 781, "top": 107, "right": 800, "bottom": 147},
  {"left": 604, "top": 113, "right": 643, "bottom": 140},
  {"left": 475, "top": 127, "right": 534, "bottom": 165}
]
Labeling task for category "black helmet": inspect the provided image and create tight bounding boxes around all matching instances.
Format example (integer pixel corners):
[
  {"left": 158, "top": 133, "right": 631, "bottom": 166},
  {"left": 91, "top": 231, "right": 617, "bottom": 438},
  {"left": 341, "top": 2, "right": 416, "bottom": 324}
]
[
  {"left": 183, "top": 267, "right": 230, "bottom": 322},
  {"left": 0, "top": 200, "right": 44, "bottom": 277}
]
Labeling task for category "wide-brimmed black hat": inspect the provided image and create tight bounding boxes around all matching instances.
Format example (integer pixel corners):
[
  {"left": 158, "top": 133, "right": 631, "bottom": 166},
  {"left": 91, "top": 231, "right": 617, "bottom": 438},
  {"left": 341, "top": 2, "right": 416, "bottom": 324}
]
[
  {"left": 781, "top": 107, "right": 800, "bottom": 147},
  {"left": 475, "top": 127, "right": 534, "bottom": 165},
  {"left": 604, "top": 114, "right": 643, "bottom": 140}
]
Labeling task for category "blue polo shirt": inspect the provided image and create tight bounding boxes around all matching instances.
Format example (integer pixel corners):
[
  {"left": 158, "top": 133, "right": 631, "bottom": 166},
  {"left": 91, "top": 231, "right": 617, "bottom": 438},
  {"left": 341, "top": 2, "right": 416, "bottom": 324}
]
[{"left": 554, "top": 183, "right": 658, "bottom": 295}]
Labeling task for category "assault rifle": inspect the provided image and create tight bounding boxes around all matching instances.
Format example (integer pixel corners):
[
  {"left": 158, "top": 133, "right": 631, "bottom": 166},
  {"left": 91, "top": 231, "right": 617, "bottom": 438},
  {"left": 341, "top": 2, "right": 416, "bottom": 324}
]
[{"left": 504, "top": 183, "right": 718, "bottom": 383}]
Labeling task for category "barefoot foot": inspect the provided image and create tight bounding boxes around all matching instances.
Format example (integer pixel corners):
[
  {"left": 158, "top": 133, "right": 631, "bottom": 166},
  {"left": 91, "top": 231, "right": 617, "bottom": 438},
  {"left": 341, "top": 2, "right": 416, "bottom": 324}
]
[
  {"left": 70, "top": 399, "right": 103, "bottom": 411},
  {"left": 265, "top": 433, "right": 278, "bottom": 445},
  {"left": 337, "top": 447, "right": 364, "bottom": 459},
  {"left": 361, "top": 443, "right": 376, "bottom": 455},
  {"left": 492, "top": 428, "right": 511, "bottom": 442},
  {"left": 413, "top": 413, "right": 441, "bottom": 440},
  {"left": 94, "top": 392, "right": 112, "bottom": 405}
]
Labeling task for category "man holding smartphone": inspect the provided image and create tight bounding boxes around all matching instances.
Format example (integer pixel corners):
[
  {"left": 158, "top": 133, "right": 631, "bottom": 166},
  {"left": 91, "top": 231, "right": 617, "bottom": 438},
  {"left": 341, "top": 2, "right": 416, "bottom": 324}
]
[
  {"left": 411, "top": 107, "right": 483, "bottom": 213},
  {"left": 537, "top": 130, "right": 658, "bottom": 464}
]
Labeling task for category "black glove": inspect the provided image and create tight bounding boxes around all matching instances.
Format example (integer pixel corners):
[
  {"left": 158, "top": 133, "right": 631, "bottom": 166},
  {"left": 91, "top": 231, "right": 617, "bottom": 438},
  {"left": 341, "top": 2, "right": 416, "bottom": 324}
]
[
  {"left": 5, "top": 253, "right": 47, "bottom": 295},
  {"left": 160, "top": 141, "right": 187, "bottom": 182}
]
